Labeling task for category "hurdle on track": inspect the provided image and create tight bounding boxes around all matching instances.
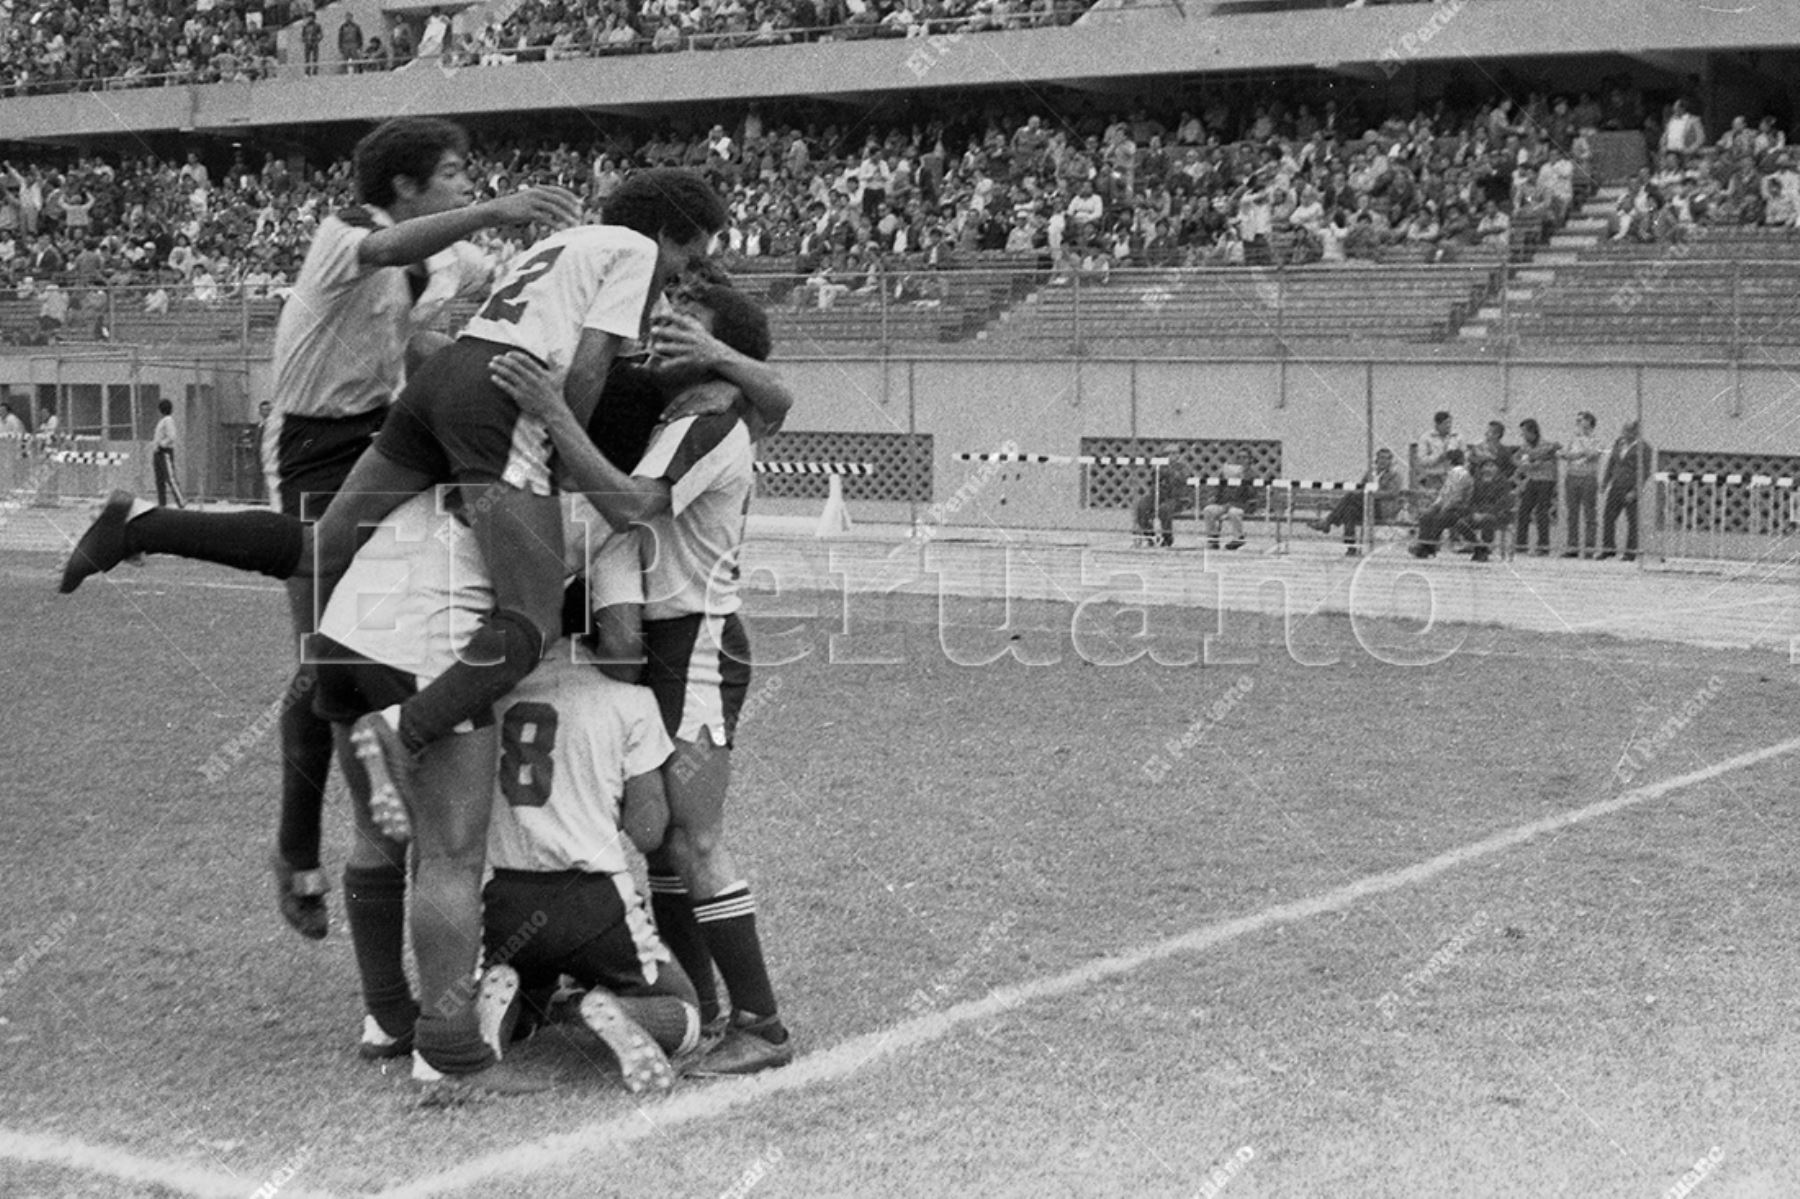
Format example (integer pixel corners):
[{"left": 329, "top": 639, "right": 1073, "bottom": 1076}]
[
  {"left": 754, "top": 460, "right": 873, "bottom": 537},
  {"left": 1651, "top": 471, "right": 1799, "bottom": 564},
  {"left": 754, "top": 461, "right": 875, "bottom": 477},
  {"left": 0, "top": 434, "right": 133, "bottom": 507}
]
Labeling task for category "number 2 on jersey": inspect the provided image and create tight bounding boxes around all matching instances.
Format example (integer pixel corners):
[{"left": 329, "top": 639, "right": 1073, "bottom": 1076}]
[
  {"left": 477, "top": 245, "right": 566, "bottom": 325},
  {"left": 500, "top": 701, "right": 559, "bottom": 808}
]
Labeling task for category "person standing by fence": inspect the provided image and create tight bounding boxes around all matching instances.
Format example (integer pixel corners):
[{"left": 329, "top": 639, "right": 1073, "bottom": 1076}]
[
  {"left": 1559, "top": 410, "right": 1603, "bottom": 558},
  {"left": 152, "top": 398, "right": 184, "bottom": 507},
  {"left": 1599, "top": 419, "right": 1652, "bottom": 561},
  {"left": 1513, "top": 418, "right": 1560, "bottom": 556}
]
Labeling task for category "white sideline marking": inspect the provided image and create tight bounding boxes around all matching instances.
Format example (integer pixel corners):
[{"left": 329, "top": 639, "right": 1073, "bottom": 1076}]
[
  {"left": 0, "top": 1127, "right": 337, "bottom": 1199},
  {"left": 381, "top": 733, "right": 1800, "bottom": 1198}
]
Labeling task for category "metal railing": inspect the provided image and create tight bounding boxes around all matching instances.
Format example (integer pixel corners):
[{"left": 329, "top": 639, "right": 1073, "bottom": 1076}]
[{"left": 5, "top": 253, "right": 1796, "bottom": 357}]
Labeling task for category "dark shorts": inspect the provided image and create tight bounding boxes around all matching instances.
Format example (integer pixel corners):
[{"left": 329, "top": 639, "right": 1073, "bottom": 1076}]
[
  {"left": 307, "top": 634, "right": 496, "bottom": 730},
  {"left": 268, "top": 408, "right": 387, "bottom": 520},
  {"left": 308, "top": 634, "right": 417, "bottom": 724},
  {"left": 373, "top": 338, "right": 555, "bottom": 496},
  {"left": 642, "top": 613, "right": 751, "bottom": 747},
  {"left": 483, "top": 868, "right": 694, "bottom": 1002}
]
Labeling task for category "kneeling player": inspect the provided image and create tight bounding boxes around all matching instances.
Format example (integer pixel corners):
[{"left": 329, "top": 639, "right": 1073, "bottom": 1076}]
[{"left": 476, "top": 649, "right": 702, "bottom": 1095}]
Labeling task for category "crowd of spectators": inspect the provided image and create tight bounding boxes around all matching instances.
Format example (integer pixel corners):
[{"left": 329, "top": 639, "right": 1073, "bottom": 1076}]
[
  {"left": 0, "top": 86, "right": 1792, "bottom": 342},
  {"left": 0, "top": 0, "right": 1092, "bottom": 97},
  {"left": 1608, "top": 102, "right": 1800, "bottom": 240},
  {"left": 0, "top": 0, "right": 285, "bottom": 94}
]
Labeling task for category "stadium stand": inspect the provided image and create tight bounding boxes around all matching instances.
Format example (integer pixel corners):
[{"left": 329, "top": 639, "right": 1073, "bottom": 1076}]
[
  {"left": 0, "top": 84, "right": 1643, "bottom": 350},
  {"left": 0, "top": 0, "right": 1098, "bottom": 96}
]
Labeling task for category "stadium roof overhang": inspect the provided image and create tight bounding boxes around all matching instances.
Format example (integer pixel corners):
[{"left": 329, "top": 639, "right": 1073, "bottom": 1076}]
[{"left": 1, "top": 0, "right": 1796, "bottom": 142}]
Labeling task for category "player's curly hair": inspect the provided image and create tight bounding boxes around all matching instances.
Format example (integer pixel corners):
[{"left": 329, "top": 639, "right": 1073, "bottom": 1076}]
[
  {"left": 353, "top": 117, "right": 469, "bottom": 211},
  {"left": 687, "top": 283, "right": 772, "bottom": 363},
  {"left": 605, "top": 168, "right": 729, "bottom": 247}
]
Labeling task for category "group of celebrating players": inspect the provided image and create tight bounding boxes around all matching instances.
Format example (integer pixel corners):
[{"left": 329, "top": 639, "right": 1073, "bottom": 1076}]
[{"left": 59, "top": 116, "right": 796, "bottom": 1101}]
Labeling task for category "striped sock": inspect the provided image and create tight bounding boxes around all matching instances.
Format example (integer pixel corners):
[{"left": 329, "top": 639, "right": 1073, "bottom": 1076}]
[
  {"left": 692, "top": 883, "right": 783, "bottom": 1034},
  {"left": 649, "top": 873, "right": 721, "bottom": 1025}
]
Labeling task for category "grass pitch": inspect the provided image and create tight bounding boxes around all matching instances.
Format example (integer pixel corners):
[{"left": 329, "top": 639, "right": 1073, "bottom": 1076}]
[{"left": 0, "top": 549, "right": 1795, "bottom": 1198}]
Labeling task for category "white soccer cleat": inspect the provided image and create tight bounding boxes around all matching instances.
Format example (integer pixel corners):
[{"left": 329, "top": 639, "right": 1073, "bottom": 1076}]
[
  {"left": 477, "top": 964, "right": 522, "bottom": 1060},
  {"left": 579, "top": 990, "right": 675, "bottom": 1094}
]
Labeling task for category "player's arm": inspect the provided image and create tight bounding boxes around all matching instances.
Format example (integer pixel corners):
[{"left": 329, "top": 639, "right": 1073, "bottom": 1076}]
[
  {"left": 357, "top": 187, "right": 581, "bottom": 269},
  {"left": 651, "top": 311, "right": 794, "bottom": 438},
  {"left": 489, "top": 351, "right": 671, "bottom": 527},
  {"left": 621, "top": 767, "right": 668, "bottom": 854},
  {"left": 563, "top": 327, "right": 625, "bottom": 428},
  {"left": 591, "top": 598, "right": 643, "bottom": 684}
]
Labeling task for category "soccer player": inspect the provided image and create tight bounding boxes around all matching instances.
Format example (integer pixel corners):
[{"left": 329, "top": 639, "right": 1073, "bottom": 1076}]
[
  {"left": 489, "top": 281, "right": 795, "bottom": 1076},
  {"left": 232, "top": 116, "right": 581, "bottom": 942},
  {"left": 474, "top": 647, "right": 705, "bottom": 1096}
]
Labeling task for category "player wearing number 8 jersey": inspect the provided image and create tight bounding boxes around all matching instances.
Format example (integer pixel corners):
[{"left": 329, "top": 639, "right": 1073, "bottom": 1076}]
[{"left": 479, "top": 654, "right": 704, "bottom": 1094}]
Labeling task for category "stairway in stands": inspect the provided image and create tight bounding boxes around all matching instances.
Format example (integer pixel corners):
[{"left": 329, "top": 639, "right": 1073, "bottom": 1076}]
[
  {"left": 1456, "top": 185, "right": 1624, "bottom": 344},
  {"left": 981, "top": 249, "right": 1512, "bottom": 354}
]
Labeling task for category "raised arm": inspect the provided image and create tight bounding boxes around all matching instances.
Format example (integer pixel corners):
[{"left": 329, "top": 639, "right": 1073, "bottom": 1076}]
[{"left": 358, "top": 187, "right": 581, "bottom": 269}]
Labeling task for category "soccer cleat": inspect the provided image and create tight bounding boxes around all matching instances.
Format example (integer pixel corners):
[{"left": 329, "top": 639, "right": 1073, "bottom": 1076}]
[
  {"left": 359, "top": 1014, "right": 414, "bottom": 1061},
  {"left": 59, "top": 490, "right": 136, "bottom": 593},
  {"left": 477, "top": 965, "right": 522, "bottom": 1061},
  {"left": 411, "top": 1052, "right": 554, "bottom": 1105},
  {"left": 684, "top": 1014, "right": 795, "bottom": 1079},
  {"left": 351, "top": 709, "right": 416, "bottom": 844},
  {"left": 1224, "top": 539, "right": 1245, "bottom": 551},
  {"left": 579, "top": 990, "right": 675, "bottom": 1094},
  {"left": 270, "top": 851, "right": 329, "bottom": 941}
]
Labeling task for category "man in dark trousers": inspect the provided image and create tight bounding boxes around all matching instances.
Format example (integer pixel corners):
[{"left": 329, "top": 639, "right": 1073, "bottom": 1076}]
[{"left": 1598, "top": 419, "right": 1653, "bottom": 561}]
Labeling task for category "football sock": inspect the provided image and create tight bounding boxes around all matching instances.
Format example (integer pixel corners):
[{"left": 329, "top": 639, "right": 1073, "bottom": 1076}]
[
  {"left": 693, "top": 883, "right": 785, "bottom": 1037},
  {"left": 409, "top": 858, "right": 496, "bottom": 1075},
  {"left": 125, "top": 508, "right": 304, "bottom": 578},
  {"left": 649, "top": 872, "right": 722, "bottom": 1025},
  {"left": 276, "top": 671, "right": 333, "bottom": 871},
  {"left": 342, "top": 863, "right": 416, "bottom": 1039},
  {"left": 395, "top": 608, "right": 544, "bottom": 755},
  {"left": 615, "top": 994, "right": 701, "bottom": 1056}
]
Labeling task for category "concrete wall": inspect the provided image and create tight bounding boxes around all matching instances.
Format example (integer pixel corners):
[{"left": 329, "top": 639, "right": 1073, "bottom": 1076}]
[
  {"left": 6, "top": 349, "right": 1797, "bottom": 515},
  {"left": 761, "top": 354, "right": 1800, "bottom": 529}
]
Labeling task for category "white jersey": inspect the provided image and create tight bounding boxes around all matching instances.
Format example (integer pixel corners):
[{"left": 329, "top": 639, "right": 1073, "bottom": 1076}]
[
  {"left": 269, "top": 206, "right": 483, "bottom": 421},
  {"left": 318, "top": 489, "right": 641, "bottom": 679},
  {"left": 486, "top": 653, "right": 672, "bottom": 874},
  {"left": 633, "top": 408, "right": 755, "bottom": 620},
  {"left": 459, "top": 224, "right": 658, "bottom": 371}
]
